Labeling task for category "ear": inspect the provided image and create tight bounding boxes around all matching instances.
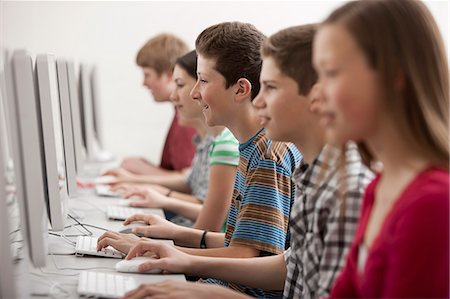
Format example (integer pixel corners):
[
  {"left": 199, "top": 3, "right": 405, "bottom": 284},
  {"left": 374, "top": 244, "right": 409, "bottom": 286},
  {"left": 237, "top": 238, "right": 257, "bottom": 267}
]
[{"left": 234, "top": 78, "right": 252, "bottom": 103}]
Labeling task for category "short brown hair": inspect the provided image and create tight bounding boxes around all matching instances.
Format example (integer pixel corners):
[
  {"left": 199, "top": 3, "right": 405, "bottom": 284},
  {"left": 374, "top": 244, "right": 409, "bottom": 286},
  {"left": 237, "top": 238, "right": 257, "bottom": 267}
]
[
  {"left": 195, "top": 22, "right": 265, "bottom": 99},
  {"left": 261, "top": 24, "right": 317, "bottom": 96},
  {"left": 136, "top": 33, "right": 189, "bottom": 75}
]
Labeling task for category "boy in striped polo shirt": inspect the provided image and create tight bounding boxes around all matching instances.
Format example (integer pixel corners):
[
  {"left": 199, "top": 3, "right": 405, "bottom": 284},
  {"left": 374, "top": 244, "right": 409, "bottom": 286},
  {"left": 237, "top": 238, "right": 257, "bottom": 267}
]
[{"left": 122, "top": 22, "right": 301, "bottom": 298}]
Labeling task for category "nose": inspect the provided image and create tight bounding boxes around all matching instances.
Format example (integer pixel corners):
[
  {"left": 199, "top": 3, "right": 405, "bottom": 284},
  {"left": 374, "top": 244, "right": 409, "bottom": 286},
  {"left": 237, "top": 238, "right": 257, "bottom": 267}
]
[
  {"left": 169, "top": 87, "right": 178, "bottom": 103},
  {"left": 310, "top": 82, "right": 325, "bottom": 114},
  {"left": 190, "top": 79, "right": 201, "bottom": 102},
  {"left": 252, "top": 90, "right": 266, "bottom": 110}
]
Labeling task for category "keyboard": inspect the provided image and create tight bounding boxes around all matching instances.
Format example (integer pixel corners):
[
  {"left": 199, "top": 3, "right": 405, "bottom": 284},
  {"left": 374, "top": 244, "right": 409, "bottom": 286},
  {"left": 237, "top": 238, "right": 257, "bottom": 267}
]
[
  {"left": 78, "top": 271, "right": 137, "bottom": 298},
  {"left": 106, "top": 206, "right": 147, "bottom": 221},
  {"left": 75, "top": 236, "right": 124, "bottom": 259}
]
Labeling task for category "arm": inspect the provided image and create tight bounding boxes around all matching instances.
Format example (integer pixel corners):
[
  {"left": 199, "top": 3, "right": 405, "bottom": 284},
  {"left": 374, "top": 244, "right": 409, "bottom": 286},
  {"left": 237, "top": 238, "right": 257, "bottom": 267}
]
[
  {"left": 123, "top": 280, "right": 252, "bottom": 299},
  {"left": 104, "top": 167, "right": 192, "bottom": 193},
  {"left": 194, "top": 164, "right": 236, "bottom": 231},
  {"left": 126, "top": 240, "right": 286, "bottom": 291}
]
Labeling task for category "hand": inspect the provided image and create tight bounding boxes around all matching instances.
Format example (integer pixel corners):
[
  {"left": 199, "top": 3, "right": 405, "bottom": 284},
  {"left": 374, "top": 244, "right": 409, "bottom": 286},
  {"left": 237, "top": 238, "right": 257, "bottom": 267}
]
[
  {"left": 125, "top": 240, "right": 191, "bottom": 274},
  {"left": 122, "top": 280, "right": 249, "bottom": 299},
  {"left": 123, "top": 214, "right": 180, "bottom": 240},
  {"left": 97, "top": 231, "right": 140, "bottom": 254},
  {"left": 103, "top": 168, "right": 138, "bottom": 184},
  {"left": 121, "top": 187, "right": 169, "bottom": 209}
]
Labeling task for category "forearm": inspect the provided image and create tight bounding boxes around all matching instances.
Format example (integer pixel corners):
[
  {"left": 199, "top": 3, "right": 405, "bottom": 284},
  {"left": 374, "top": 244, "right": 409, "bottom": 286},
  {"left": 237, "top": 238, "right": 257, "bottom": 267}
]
[
  {"left": 186, "top": 254, "right": 287, "bottom": 291},
  {"left": 172, "top": 227, "right": 225, "bottom": 248},
  {"left": 133, "top": 173, "right": 191, "bottom": 193},
  {"left": 162, "top": 198, "right": 202, "bottom": 221},
  {"left": 177, "top": 244, "right": 259, "bottom": 258}
]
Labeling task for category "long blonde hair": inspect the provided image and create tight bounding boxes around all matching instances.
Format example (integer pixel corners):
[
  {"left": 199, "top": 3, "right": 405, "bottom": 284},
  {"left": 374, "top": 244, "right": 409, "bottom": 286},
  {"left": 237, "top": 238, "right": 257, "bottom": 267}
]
[{"left": 324, "top": 0, "right": 449, "bottom": 169}]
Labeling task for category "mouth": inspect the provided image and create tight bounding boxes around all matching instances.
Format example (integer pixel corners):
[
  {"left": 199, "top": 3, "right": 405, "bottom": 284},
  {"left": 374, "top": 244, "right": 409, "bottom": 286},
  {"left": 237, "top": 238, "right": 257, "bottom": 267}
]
[
  {"left": 201, "top": 103, "right": 209, "bottom": 111},
  {"left": 258, "top": 115, "right": 271, "bottom": 127},
  {"left": 320, "top": 111, "right": 336, "bottom": 127},
  {"left": 174, "top": 104, "right": 183, "bottom": 110}
]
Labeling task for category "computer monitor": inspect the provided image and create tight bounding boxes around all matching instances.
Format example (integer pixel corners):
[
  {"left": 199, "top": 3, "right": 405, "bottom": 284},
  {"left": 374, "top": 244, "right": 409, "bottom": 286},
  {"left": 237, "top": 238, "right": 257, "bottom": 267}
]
[
  {"left": 4, "top": 49, "right": 48, "bottom": 267},
  {"left": 90, "top": 66, "right": 104, "bottom": 148},
  {"left": 0, "top": 49, "right": 19, "bottom": 299},
  {"left": 78, "top": 63, "right": 95, "bottom": 161},
  {"left": 35, "top": 54, "right": 70, "bottom": 231},
  {"left": 66, "top": 61, "right": 84, "bottom": 174},
  {"left": 56, "top": 58, "right": 78, "bottom": 197}
]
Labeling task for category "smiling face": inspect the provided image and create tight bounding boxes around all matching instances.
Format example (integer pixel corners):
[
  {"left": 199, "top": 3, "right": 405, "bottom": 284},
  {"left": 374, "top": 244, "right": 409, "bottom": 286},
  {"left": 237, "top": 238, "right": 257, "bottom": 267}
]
[
  {"left": 253, "top": 56, "right": 318, "bottom": 143},
  {"left": 142, "top": 67, "right": 173, "bottom": 102},
  {"left": 313, "top": 24, "right": 382, "bottom": 145},
  {"left": 190, "top": 55, "right": 236, "bottom": 127},
  {"left": 169, "top": 65, "right": 203, "bottom": 125}
]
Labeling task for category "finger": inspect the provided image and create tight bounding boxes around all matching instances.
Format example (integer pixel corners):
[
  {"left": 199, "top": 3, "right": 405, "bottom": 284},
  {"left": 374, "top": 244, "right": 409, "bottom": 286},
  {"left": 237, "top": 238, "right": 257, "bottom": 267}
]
[
  {"left": 138, "top": 258, "right": 166, "bottom": 273},
  {"left": 97, "top": 231, "right": 120, "bottom": 243},
  {"left": 129, "top": 200, "right": 147, "bottom": 208},
  {"left": 123, "top": 214, "right": 147, "bottom": 225},
  {"left": 132, "top": 226, "right": 149, "bottom": 236},
  {"left": 96, "top": 237, "right": 116, "bottom": 251},
  {"left": 102, "top": 169, "right": 118, "bottom": 176},
  {"left": 122, "top": 284, "right": 162, "bottom": 299},
  {"left": 126, "top": 240, "right": 159, "bottom": 260}
]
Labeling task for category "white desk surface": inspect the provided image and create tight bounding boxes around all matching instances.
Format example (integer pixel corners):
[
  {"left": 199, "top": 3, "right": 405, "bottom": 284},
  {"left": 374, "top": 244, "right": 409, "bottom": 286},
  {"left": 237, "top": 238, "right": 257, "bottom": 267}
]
[{"left": 26, "top": 186, "right": 185, "bottom": 298}]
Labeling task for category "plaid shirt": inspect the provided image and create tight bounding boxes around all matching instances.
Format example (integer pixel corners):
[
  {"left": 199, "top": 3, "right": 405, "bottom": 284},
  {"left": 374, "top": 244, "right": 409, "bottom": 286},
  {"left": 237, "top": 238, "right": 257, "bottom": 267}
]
[{"left": 283, "top": 143, "right": 374, "bottom": 299}]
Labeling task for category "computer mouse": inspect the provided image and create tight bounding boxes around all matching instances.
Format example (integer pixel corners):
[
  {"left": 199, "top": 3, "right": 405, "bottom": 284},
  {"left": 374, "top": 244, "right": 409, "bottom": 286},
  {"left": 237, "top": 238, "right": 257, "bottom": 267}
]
[
  {"left": 115, "top": 256, "right": 162, "bottom": 274},
  {"left": 93, "top": 175, "right": 117, "bottom": 185}
]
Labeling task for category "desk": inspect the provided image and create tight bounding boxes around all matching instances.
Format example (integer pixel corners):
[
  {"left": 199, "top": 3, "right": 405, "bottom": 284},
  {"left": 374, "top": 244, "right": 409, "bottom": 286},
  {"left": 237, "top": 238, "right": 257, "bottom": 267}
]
[{"left": 27, "top": 187, "right": 186, "bottom": 298}]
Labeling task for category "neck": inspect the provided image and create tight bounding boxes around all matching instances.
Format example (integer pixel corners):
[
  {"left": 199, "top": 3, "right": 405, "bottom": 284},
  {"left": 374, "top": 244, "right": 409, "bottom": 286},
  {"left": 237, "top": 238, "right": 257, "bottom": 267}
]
[
  {"left": 225, "top": 102, "right": 262, "bottom": 143},
  {"left": 367, "top": 120, "right": 428, "bottom": 176},
  {"left": 206, "top": 125, "right": 226, "bottom": 137},
  {"left": 293, "top": 127, "right": 326, "bottom": 165}
]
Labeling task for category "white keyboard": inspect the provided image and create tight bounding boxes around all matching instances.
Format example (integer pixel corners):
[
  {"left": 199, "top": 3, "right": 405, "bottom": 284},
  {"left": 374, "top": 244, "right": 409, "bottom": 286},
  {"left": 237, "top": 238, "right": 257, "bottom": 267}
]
[
  {"left": 106, "top": 206, "right": 146, "bottom": 221},
  {"left": 75, "top": 236, "right": 124, "bottom": 259},
  {"left": 96, "top": 185, "right": 120, "bottom": 197},
  {"left": 78, "top": 271, "right": 137, "bottom": 298}
]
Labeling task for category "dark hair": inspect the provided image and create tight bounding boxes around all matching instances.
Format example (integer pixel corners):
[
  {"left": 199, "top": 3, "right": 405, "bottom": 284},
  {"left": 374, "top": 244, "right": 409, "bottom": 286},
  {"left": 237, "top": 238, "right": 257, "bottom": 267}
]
[
  {"left": 324, "top": 0, "right": 449, "bottom": 168},
  {"left": 261, "top": 24, "right": 318, "bottom": 96},
  {"left": 175, "top": 50, "right": 197, "bottom": 79},
  {"left": 195, "top": 22, "right": 266, "bottom": 100},
  {"left": 136, "top": 33, "right": 189, "bottom": 75}
]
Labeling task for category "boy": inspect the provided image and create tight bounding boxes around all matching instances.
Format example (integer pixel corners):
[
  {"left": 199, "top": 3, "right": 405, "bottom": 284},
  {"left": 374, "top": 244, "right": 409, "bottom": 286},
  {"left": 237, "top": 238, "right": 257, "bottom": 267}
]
[
  {"left": 99, "top": 22, "right": 301, "bottom": 298},
  {"left": 120, "top": 33, "right": 196, "bottom": 175},
  {"left": 120, "top": 25, "right": 373, "bottom": 299}
]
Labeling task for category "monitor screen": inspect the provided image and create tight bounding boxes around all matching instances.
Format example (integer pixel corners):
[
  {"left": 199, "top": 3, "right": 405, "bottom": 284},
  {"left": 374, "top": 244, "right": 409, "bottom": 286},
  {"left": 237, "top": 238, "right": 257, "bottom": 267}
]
[
  {"left": 66, "top": 61, "right": 84, "bottom": 174},
  {"left": 36, "top": 54, "right": 69, "bottom": 231},
  {"left": 4, "top": 49, "right": 48, "bottom": 268}
]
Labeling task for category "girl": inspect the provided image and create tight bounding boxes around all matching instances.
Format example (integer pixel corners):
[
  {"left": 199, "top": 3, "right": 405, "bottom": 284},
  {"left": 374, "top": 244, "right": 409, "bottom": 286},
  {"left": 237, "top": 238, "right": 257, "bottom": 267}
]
[{"left": 313, "top": 0, "right": 449, "bottom": 297}]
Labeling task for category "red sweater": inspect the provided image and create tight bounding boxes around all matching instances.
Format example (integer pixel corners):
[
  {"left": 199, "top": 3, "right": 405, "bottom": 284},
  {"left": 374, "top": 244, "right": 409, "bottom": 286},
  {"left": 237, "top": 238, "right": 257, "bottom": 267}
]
[
  {"left": 160, "top": 110, "right": 196, "bottom": 171},
  {"left": 330, "top": 167, "right": 449, "bottom": 298}
]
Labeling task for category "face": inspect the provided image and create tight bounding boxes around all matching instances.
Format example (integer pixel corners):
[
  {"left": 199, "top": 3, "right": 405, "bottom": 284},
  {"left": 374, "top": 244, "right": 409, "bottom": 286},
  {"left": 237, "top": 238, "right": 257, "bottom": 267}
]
[
  {"left": 169, "top": 65, "right": 203, "bottom": 124},
  {"left": 142, "top": 67, "right": 173, "bottom": 102},
  {"left": 190, "top": 55, "right": 236, "bottom": 127},
  {"left": 313, "top": 24, "right": 382, "bottom": 144},
  {"left": 253, "top": 57, "right": 318, "bottom": 143}
]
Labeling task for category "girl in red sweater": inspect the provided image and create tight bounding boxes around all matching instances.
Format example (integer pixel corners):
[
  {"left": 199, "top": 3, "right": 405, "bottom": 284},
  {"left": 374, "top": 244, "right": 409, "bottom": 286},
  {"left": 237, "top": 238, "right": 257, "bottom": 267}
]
[{"left": 313, "top": 0, "right": 449, "bottom": 297}]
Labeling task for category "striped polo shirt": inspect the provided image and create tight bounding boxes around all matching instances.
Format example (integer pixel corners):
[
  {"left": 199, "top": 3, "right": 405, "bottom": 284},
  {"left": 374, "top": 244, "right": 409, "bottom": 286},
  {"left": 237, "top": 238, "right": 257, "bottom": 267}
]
[
  {"left": 209, "top": 128, "right": 239, "bottom": 166},
  {"left": 203, "top": 128, "right": 301, "bottom": 298}
]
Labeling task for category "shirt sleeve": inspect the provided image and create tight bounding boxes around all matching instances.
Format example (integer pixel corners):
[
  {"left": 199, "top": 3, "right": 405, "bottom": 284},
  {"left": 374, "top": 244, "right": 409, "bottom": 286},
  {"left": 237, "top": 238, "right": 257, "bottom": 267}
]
[
  {"left": 229, "top": 159, "right": 293, "bottom": 255},
  {"left": 209, "top": 129, "right": 240, "bottom": 166}
]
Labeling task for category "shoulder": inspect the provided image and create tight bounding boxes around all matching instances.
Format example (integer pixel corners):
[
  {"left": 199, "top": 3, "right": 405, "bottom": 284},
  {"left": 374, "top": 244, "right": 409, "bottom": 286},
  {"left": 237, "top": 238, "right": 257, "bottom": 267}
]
[{"left": 255, "top": 134, "right": 301, "bottom": 170}]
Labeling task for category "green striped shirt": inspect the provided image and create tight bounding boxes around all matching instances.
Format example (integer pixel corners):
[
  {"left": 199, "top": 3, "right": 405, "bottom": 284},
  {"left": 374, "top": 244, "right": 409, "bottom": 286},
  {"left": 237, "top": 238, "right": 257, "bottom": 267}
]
[{"left": 209, "top": 128, "right": 239, "bottom": 166}]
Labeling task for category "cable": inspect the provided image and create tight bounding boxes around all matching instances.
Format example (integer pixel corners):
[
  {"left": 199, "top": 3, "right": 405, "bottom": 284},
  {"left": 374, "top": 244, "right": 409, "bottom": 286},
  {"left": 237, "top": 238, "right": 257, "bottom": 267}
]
[
  {"left": 50, "top": 253, "right": 116, "bottom": 272},
  {"left": 68, "top": 214, "right": 93, "bottom": 236}
]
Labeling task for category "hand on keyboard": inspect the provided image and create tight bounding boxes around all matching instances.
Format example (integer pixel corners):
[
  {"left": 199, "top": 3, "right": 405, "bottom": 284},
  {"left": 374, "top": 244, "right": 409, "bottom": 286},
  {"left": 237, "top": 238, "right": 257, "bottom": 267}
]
[
  {"left": 97, "top": 231, "right": 141, "bottom": 254},
  {"left": 120, "top": 187, "right": 168, "bottom": 209},
  {"left": 102, "top": 168, "right": 139, "bottom": 185}
]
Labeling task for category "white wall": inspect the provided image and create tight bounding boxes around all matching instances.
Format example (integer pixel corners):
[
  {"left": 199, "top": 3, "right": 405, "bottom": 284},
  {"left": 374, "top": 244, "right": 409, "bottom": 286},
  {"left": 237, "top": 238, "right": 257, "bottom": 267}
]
[{"left": 1, "top": 0, "right": 448, "bottom": 163}]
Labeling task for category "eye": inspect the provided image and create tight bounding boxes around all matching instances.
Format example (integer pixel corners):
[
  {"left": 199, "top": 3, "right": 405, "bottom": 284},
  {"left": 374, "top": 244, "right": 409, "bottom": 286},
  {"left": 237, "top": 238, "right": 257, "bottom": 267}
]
[{"left": 325, "top": 69, "right": 339, "bottom": 78}]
